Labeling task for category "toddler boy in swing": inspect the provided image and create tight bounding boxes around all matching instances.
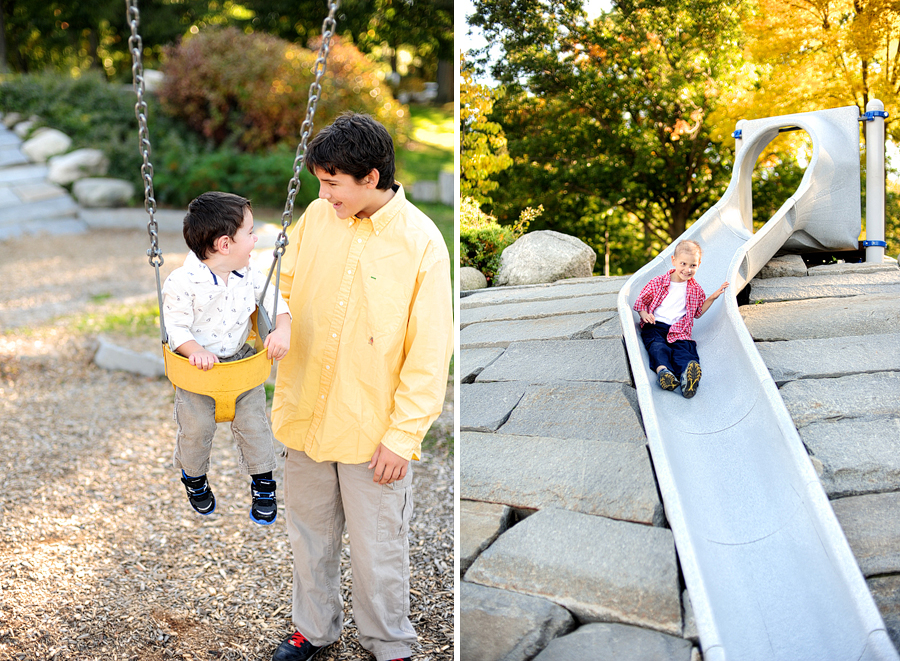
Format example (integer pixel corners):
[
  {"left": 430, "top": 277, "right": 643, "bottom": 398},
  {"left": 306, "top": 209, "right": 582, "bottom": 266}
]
[
  {"left": 162, "top": 191, "right": 291, "bottom": 524},
  {"left": 633, "top": 239, "right": 728, "bottom": 398}
]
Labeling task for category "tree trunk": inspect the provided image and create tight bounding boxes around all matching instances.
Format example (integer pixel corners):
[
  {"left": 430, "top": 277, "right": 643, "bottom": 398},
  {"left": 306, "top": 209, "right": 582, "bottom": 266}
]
[
  {"left": 88, "top": 29, "right": 102, "bottom": 71},
  {"left": 604, "top": 228, "right": 610, "bottom": 276},
  {"left": 668, "top": 210, "right": 687, "bottom": 243},
  {"left": 0, "top": 0, "right": 9, "bottom": 74},
  {"left": 435, "top": 58, "right": 453, "bottom": 104}
]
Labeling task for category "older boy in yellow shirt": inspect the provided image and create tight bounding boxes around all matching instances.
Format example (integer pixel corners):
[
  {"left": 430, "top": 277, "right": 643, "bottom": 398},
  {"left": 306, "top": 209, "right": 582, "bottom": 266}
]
[{"left": 270, "top": 113, "right": 453, "bottom": 661}]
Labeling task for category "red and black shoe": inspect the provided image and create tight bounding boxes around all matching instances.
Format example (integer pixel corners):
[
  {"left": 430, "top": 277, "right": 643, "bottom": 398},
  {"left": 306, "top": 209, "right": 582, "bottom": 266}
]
[{"left": 272, "top": 631, "right": 324, "bottom": 661}]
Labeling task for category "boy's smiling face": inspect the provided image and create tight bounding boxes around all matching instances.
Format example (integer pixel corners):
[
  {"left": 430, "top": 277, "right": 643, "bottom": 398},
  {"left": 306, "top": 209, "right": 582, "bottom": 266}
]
[
  {"left": 670, "top": 248, "right": 701, "bottom": 283},
  {"left": 314, "top": 167, "right": 381, "bottom": 220}
]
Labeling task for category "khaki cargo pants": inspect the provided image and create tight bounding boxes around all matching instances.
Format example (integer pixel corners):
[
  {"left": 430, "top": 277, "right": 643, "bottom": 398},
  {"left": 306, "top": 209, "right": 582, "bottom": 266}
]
[{"left": 283, "top": 446, "right": 416, "bottom": 661}]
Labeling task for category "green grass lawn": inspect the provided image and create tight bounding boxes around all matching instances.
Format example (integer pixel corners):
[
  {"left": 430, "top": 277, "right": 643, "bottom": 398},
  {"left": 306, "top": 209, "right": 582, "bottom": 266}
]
[
  {"left": 400, "top": 104, "right": 454, "bottom": 260},
  {"left": 396, "top": 103, "right": 454, "bottom": 185},
  {"left": 416, "top": 201, "right": 453, "bottom": 251}
]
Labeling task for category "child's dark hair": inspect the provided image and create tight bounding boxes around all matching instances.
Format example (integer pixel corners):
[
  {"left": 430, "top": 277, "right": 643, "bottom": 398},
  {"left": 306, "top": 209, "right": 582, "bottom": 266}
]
[
  {"left": 183, "top": 192, "right": 252, "bottom": 260},
  {"left": 306, "top": 113, "right": 395, "bottom": 190}
]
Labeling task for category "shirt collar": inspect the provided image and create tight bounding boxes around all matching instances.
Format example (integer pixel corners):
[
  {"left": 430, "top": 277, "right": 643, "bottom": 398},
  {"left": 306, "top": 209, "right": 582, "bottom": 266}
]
[
  {"left": 184, "top": 251, "right": 248, "bottom": 284},
  {"left": 353, "top": 182, "right": 405, "bottom": 234},
  {"left": 665, "top": 268, "right": 697, "bottom": 289}
]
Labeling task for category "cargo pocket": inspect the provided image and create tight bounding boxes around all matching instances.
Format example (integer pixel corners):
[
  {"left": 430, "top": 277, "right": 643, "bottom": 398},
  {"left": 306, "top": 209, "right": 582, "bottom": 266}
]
[{"left": 376, "top": 472, "right": 414, "bottom": 542}]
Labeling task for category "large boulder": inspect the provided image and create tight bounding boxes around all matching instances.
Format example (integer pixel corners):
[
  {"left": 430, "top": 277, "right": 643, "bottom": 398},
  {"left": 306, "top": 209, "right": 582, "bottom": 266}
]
[
  {"left": 21, "top": 128, "right": 73, "bottom": 163},
  {"left": 2, "top": 112, "right": 23, "bottom": 128},
  {"left": 461, "top": 582, "right": 576, "bottom": 661},
  {"left": 13, "top": 118, "right": 36, "bottom": 138},
  {"left": 757, "top": 254, "right": 807, "bottom": 279},
  {"left": 73, "top": 178, "right": 135, "bottom": 207},
  {"left": 461, "top": 266, "right": 488, "bottom": 291},
  {"left": 496, "top": 230, "right": 596, "bottom": 286},
  {"left": 48, "top": 148, "right": 109, "bottom": 185}
]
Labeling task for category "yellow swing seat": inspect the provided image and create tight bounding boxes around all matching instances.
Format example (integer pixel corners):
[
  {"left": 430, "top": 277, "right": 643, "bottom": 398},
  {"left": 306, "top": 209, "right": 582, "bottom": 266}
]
[{"left": 162, "top": 312, "right": 273, "bottom": 423}]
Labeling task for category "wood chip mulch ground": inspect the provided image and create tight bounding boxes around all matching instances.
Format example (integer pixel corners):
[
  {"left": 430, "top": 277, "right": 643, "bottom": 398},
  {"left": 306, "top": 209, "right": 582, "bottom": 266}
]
[{"left": 0, "top": 229, "right": 454, "bottom": 661}]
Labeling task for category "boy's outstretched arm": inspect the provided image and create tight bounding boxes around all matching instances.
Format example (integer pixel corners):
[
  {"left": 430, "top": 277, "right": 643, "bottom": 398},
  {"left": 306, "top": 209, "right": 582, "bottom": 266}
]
[{"left": 699, "top": 281, "right": 729, "bottom": 316}]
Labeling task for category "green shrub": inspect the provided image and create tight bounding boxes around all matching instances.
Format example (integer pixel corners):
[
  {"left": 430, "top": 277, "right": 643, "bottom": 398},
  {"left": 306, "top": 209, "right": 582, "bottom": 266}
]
[
  {"left": 153, "top": 143, "right": 320, "bottom": 210},
  {"left": 0, "top": 71, "right": 142, "bottom": 185},
  {"left": 0, "top": 71, "right": 322, "bottom": 210},
  {"left": 158, "top": 28, "right": 409, "bottom": 153},
  {"left": 460, "top": 197, "right": 540, "bottom": 285},
  {"left": 0, "top": 71, "right": 133, "bottom": 142}
]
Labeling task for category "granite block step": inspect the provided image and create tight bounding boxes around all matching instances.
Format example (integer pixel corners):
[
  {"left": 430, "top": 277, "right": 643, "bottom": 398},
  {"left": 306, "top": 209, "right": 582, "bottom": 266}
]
[
  {"left": 466, "top": 508, "right": 682, "bottom": 635},
  {"left": 460, "top": 431, "right": 664, "bottom": 525}
]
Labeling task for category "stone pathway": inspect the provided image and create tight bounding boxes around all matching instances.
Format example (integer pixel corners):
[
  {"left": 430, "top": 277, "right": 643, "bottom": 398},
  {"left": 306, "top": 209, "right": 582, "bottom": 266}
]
[
  {"left": 460, "top": 257, "right": 900, "bottom": 660},
  {"left": 0, "top": 122, "right": 190, "bottom": 240},
  {"left": 0, "top": 123, "right": 82, "bottom": 239}
]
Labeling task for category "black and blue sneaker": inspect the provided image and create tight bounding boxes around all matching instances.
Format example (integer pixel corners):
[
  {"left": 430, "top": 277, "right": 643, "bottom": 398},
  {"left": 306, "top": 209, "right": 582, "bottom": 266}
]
[
  {"left": 181, "top": 471, "right": 215, "bottom": 515},
  {"left": 250, "top": 477, "right": 277, "bottom": 525}
]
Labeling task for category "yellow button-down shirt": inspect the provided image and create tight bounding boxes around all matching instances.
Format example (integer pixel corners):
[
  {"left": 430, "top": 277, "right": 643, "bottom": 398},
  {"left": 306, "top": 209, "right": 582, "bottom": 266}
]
[{"left": 271, "top": 184, "right": 452, "bottom": 463}]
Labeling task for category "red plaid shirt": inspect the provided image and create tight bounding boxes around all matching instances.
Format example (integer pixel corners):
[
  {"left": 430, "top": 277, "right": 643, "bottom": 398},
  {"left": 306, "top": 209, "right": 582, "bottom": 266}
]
[{"left": 633, "top": 270, "right": 706, "bottom": 342}]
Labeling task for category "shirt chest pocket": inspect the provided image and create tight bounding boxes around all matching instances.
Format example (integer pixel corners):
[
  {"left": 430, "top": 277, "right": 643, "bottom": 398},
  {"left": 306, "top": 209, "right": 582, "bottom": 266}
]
[{"left": 361, "top": 275, "right": 410, "bottom": 341}]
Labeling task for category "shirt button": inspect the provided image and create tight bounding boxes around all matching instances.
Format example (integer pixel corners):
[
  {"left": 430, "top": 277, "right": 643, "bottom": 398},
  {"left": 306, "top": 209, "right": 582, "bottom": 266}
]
[
  {"left": 326, "top": 365, "right": 331, "bottom": 370},
  {"left": 375, "top": 231, "right": 379, "bottom": 236},
  {"left": 347, "top": 269, "right": 352, "bottom": 275},
  {"left": 357, "top": 238, "right": 362, "bottom": 243},
  {"left": 332, "top": 333, "right": 337, "bottom": 338},
  {"left": 339, "top": 301, "right": 344, "bottom": 306},
  {"left": 320, "top": 395, "right": 325, "bottom": 399}
]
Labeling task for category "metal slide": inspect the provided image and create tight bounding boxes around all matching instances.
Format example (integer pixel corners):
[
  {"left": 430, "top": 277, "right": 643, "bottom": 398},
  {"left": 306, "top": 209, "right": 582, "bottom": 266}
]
[{"left": 617, "top": 106, "right": 899, "bottom": 661}]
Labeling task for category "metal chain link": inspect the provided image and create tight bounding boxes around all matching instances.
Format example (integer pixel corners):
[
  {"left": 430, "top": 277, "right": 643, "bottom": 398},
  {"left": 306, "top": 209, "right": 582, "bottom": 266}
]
[
  {"left": 127, "top": 0, "right": 162, "bottom": 269},
  {"left": 277, "top": 1, "right": 341, "bottom": 255},
  {"left": 127, "top": 0, "right": 340, "bottom": 341},
  {"left": 259, "top": 0, "right": 341, "bottom": 334}
]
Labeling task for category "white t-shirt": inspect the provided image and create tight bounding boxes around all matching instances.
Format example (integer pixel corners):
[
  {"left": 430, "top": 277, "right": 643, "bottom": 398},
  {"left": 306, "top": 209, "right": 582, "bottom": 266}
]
[{"left": 654, "top": 280, "right": 688, "bottom": 325}]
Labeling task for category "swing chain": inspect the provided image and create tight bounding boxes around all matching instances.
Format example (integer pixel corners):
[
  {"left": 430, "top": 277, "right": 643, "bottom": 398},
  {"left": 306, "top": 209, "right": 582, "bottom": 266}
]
[
  {"left": 127, "top": 0, "right": 163, "bottom": 269},
  {"left": 276, "top": 0, "right": 341, "bottom": 255}
]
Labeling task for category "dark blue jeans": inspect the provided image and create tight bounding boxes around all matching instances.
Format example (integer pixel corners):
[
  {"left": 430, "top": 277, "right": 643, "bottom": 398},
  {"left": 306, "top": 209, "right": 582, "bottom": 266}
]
[{"left": 640, "top": 322, "right": 699, "bottom": 378}]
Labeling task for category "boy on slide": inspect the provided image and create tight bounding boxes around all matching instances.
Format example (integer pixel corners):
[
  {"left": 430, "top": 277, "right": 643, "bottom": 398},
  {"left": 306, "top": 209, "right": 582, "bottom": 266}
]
[{"left": 633, "top": 239, "right": 728, "bottom": 398}]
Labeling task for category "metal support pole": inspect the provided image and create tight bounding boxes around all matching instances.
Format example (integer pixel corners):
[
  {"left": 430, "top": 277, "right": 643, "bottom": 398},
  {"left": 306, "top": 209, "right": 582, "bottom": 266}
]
[{"left": 865, "top": 99, "right": 887, "bottom": 263}]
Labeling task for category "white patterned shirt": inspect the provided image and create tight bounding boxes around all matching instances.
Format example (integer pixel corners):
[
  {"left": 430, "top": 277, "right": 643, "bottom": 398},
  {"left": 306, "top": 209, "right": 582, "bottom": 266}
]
[{"left": 162, "top": 251, "right": 289, "bottom": 358}]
